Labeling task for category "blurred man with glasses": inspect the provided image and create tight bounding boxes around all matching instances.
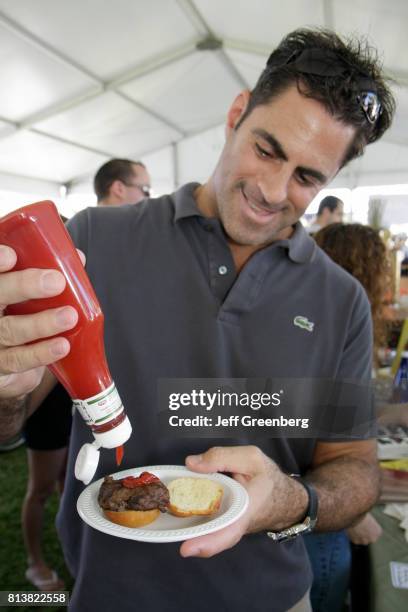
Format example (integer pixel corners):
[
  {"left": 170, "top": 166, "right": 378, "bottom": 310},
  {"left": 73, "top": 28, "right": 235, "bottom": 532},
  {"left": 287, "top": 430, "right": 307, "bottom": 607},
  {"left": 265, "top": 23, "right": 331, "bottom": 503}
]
[
  {"left": 93, "top": 158, "right": 151, "bottom": 206},
  {"left": 307, "top": 195, "right": 344, "bottom": 234}
]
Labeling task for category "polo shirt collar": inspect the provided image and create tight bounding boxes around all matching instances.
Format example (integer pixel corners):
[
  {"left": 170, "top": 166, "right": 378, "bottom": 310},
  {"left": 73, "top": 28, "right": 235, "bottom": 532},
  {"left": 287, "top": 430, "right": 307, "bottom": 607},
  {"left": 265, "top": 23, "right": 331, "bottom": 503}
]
[
  {"left": 173, "top": 182, "right": 203, "bottom": 221},
  {"left": 172, "top": 182, "right": 316, "bottom": 264},
  {"left": 273, "top": 222, "right": 316, "bottom": 264}
]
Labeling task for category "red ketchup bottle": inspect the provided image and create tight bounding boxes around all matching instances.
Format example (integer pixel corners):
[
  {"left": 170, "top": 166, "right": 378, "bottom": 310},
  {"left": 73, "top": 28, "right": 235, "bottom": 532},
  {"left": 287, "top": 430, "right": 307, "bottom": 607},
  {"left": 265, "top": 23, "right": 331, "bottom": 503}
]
[{"left": 0, "top": 201, "right": 132, "bottom": 483}]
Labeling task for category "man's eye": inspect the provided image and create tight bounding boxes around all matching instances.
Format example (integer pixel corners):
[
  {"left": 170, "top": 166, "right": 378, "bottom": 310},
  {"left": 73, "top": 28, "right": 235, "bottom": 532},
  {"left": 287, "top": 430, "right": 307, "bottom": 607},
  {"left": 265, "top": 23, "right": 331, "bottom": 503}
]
[
  {"left": 297, "top": 172, "right": 315, "bottom": 187},
  {"left": 255, "top": 143, "right": 272, "bottom": 158}
]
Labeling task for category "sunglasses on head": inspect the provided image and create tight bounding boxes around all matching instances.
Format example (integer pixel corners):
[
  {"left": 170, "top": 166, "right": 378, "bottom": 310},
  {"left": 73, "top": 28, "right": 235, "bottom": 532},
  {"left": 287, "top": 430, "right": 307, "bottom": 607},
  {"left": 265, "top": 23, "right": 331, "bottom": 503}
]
[
  {"left": 267, "top": 47, "right": 382, "bottom": 125},
  {"left": 356, "top": 91, "right": 381, "bottom": 125}
]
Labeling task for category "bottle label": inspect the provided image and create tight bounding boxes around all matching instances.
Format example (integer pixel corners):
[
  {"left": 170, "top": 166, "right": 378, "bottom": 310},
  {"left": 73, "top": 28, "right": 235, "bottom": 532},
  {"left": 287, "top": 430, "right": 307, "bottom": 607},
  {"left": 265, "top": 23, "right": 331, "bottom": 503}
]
[{"left": 73, "top": 383, "right": 124, "bottom": 427}]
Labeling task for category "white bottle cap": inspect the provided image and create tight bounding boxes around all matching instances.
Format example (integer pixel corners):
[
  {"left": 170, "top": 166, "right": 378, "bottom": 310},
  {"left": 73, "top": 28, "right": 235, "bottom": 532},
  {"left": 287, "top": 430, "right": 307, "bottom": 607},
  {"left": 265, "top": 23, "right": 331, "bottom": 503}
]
[
  {"left": 75, "top": 442, "right": 101, "bottom": 484},
  {"left": 74, "top": 417, "right": 132, "bottom": 484},
  {"left": 91, "top": 415, "right": 132, "bottom": 448}
]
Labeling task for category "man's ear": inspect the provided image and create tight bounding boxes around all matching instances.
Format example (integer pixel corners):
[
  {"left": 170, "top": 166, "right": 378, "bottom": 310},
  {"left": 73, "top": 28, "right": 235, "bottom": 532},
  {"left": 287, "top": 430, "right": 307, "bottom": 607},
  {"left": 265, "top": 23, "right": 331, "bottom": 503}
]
[
  {"left": 110, "top": 179, "right": 124, "bottom": 198},
  {"left": 226, "top": 90, "right": 251, "bottom": 134}
]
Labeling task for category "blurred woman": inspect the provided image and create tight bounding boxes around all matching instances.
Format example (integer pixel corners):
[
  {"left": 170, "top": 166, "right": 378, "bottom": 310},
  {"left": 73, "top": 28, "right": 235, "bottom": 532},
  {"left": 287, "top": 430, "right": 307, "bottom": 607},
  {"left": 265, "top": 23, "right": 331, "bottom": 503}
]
[
  {"left": 315, "top": 223, "right": 389, "bottom": 360},
  {"left": 305, "top": 223, "right": 390, "bottom": 612}
]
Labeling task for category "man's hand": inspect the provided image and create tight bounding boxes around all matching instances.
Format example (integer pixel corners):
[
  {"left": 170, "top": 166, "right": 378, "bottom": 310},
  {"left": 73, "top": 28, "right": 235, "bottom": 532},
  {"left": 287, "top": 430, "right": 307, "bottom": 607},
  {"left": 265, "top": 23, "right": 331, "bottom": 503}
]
[
  {"left": 0, "top": 244, "right": 78, "bottom": 399},
  {"left": 179, "top": 446, "right": 308, "bottom": 558},
  {"left": 346, "top": 513, "right": 383, "bottom": 545}
]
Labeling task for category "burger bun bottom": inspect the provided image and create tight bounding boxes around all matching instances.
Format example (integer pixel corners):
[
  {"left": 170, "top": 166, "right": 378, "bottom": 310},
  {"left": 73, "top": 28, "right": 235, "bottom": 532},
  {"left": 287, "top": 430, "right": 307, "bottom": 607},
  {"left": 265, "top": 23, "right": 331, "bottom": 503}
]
[{"left": 103, "top": 508, "right": 160, "bottom": 528}]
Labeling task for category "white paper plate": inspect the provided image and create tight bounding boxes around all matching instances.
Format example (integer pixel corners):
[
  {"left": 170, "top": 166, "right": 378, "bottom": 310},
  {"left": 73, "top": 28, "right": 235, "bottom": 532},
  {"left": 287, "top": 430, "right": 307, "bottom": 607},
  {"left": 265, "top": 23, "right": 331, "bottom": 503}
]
[{"left": 77, "top": 465, "right": 249, "bottom": 543}]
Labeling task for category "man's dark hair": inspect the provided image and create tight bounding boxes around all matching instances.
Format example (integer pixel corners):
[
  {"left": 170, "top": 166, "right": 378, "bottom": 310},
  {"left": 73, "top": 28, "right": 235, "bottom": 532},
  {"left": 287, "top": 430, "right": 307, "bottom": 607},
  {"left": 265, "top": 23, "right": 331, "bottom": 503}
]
[
  {"left": 317, "top": 196, "right": 343, "bottom": 216},
  {"left": 93, "top": 158, "right": 145, "bottom": 201},
  {"left": 236, "top": 28, "right": 395, "bottom": 166}
]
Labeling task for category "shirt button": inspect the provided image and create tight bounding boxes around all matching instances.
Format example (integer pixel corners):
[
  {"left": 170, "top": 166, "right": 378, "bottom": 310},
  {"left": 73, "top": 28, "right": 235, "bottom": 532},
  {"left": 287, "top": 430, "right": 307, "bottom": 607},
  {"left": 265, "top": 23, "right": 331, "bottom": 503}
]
[
  {"left": 218, "top": 265, "right": 228, "bottom": 275},
  {"left": 204, "top": 224, "right": 213, "bottom": 232}
]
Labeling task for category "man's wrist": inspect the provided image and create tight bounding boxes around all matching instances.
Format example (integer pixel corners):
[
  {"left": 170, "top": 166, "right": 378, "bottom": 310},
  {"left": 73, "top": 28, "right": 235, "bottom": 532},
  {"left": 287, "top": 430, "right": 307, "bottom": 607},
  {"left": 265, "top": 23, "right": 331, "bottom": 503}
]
[
  {"left": 272, "top": 474, "right": 309, "bottom": 531},
  {"left": 267, "top": 477, "right": 318, "bottom": 541}
]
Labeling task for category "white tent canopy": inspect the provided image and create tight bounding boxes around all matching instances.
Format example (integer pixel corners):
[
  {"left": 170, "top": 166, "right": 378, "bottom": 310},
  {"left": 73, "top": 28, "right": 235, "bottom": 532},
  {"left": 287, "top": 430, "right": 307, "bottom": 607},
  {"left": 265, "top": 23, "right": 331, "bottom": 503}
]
[{"left": 0, "top": 0, "right": 407, "bottom": 218}]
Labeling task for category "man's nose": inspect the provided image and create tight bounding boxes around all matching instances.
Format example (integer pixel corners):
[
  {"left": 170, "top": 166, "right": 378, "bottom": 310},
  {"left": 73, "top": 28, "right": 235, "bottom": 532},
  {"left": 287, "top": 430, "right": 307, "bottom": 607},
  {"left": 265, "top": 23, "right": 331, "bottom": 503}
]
[{"left": 258, "top": 166, "right": 291, "bottom": 205}]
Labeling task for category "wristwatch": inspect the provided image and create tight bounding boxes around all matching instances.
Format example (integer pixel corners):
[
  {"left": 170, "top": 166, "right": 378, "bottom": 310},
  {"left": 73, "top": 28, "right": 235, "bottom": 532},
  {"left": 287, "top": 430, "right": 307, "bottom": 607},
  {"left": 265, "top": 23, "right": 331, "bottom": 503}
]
[{"left": 266, "top": 477, "right": 318, "bottom": 542}]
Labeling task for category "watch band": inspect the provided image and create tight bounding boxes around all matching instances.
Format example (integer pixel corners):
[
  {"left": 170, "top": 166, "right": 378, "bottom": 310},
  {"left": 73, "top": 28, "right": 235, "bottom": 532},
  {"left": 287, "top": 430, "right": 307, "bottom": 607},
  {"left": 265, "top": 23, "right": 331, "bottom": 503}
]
[
  {"left": 295, "top": 478, "right": 318, "bottom": 523},
  {"left": 266, "top": 477, "right": 318, "bottom": 542}
]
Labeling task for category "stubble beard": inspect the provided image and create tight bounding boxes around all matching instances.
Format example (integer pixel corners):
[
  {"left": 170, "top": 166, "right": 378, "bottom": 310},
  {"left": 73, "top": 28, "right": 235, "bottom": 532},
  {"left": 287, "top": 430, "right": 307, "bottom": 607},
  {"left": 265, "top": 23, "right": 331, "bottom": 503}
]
[{"left": 217, "top": 185, "right": 290, "bottom": 248}]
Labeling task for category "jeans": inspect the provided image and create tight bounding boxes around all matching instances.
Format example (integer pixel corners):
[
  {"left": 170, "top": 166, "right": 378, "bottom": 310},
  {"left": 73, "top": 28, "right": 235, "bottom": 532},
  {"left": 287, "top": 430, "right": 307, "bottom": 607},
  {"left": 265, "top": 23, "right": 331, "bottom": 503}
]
[{"left": 303, "top": 531, "right": 351, "bottom": 612}]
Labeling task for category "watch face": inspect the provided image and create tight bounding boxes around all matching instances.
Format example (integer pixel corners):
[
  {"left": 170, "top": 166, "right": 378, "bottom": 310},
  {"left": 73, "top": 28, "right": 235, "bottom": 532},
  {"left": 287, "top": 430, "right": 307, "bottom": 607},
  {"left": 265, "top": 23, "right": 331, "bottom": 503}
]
[{"left": 267, "top": 517, "right": 316, "bottom": 542}]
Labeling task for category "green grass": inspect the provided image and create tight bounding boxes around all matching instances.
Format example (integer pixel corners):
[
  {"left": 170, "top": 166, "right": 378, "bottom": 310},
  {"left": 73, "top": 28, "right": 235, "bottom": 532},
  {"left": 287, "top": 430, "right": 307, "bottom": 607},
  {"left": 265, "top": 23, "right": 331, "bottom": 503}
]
[{"left": 0, "top": 446, "right": 73, "bottom": 611}]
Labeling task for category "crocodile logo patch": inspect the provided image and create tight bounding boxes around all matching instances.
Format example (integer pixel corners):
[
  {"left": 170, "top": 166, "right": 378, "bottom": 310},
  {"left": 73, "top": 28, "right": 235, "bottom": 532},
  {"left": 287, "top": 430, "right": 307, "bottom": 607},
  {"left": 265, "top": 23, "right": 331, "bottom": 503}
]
[{"left": 294, "top": 316, "right": 314, "bottom": 332}]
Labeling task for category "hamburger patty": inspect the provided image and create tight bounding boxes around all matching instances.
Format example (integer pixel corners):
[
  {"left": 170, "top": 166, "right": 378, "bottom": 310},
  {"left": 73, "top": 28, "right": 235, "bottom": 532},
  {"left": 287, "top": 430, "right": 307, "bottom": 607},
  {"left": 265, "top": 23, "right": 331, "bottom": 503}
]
[{"left": 98, "top": 476, "right": 170, "bottom": 512}]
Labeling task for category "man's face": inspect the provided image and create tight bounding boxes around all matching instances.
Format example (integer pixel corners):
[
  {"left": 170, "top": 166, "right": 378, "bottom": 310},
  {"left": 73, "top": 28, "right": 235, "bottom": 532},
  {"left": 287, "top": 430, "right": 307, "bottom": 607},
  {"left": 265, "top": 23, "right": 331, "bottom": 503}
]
[
  {"left": 108, "top": 163, "right": 151, "bottom": 206},
  {"left": 320, "top": 202, "right": 344, "bottom": 227},
  {"left": 121, "top": 164, "right": 151, "bottom": 205},
  {"left": 211, "top": 86, "right": 355, "bottom": 246},
  {"left": 330, "top": 203, "right": 344, "bottom": 224}
]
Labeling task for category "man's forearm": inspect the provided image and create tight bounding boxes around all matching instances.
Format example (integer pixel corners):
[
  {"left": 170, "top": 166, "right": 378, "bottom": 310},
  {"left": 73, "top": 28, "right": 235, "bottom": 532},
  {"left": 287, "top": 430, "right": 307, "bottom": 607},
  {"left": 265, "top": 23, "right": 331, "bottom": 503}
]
[
  {"left": 0, "top": 396, "right": 27, "bottom": 442},
  {"left": 306, "top": 456, "right": 380, "bottom": 531}
]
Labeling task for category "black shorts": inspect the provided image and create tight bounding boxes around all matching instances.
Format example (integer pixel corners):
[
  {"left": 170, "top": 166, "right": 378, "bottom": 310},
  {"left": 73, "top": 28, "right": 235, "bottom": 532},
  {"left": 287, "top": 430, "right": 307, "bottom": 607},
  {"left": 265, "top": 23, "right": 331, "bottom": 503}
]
[{"left": 23, "top": 383, "right": 73, "bottom": 451}]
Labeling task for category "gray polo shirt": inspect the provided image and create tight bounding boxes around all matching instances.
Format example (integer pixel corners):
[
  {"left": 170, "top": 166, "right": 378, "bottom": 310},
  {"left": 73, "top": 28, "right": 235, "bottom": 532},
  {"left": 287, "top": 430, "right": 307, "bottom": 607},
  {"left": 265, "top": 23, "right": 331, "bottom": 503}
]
[{"left": 59, "top": 182, "right": 373, "bottom": 612}]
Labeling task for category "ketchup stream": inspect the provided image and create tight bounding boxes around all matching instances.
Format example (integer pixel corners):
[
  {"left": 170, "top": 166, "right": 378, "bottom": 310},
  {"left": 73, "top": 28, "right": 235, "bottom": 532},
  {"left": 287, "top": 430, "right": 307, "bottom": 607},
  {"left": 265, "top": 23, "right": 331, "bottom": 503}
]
[{"left": 115, "top": 445, "right": 124, "bottom": 466}]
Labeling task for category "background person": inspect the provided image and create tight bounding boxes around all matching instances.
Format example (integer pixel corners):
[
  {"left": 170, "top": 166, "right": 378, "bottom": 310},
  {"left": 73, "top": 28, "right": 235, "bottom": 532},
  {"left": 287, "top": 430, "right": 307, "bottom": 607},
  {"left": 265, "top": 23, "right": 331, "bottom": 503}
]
[
  {"left": 22, "top": 376, "right": 72, "bottom": 590},
  {"left": 315, "top": 223, "right": 389, "bottom": 362},
  {"left": 93, "top": 158, "right": 151, "bottom": 206},
  {"left": 304, "top": 222, "right": 390, "bottom": 612},
  {"left": 307, "top": 195, "right": 344, "bottom": 234},
  {"left": 0, "top": 29, "right": 395, "bottom": 612}
]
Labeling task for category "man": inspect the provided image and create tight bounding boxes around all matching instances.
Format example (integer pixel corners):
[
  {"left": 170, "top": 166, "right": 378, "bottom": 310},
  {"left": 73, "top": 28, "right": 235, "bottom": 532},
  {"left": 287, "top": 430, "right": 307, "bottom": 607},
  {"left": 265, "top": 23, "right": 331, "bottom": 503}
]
[
  {"left": 0, "top": 29, "right": 395, "bottom": 612},
  {"left": 307, "top": 195, "right": 344, "bottom": 234},
  {"left": 93, "top": 158, "right": 151, "bottom": 206}
]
